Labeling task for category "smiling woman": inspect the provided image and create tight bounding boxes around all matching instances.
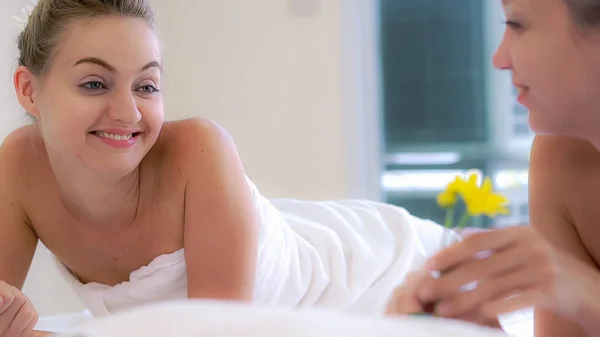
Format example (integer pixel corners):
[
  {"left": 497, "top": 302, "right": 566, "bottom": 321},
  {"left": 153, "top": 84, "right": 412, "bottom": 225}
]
[
  {"left": 15, "top": 2, "right": 164, "bottom": 175},
  {"left": 74, "top": 56, "right": 157, "bottom": 149},
  {"left": 0, "top": 1, "right": 474, "bottom": 336},
  {"left": 3, "top": 0, "right": 255, "bottom": 334}
]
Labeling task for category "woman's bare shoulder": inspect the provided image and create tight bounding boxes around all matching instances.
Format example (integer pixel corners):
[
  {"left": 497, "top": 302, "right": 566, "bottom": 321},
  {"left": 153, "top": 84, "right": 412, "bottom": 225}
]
[
  {"left": 154, "top": 117, "right": 237, "bottom": 164},
  {"left": 0, "top": 125, "right": 44, "bottom": 176},
  {"left": 160, "top": 117, "right": 231, "bottom": 143},
  {"left": 529, "top": 135, "right": 600, "bottom": 190},
  {"left": 530, "top": 134, "right": 600, "bottom": 206},
  {"left": 530, "top": 135, "right": 600, "bottom": 263},
  {"left": 530, "top": 134, "right": 600, "bottom": 167}
]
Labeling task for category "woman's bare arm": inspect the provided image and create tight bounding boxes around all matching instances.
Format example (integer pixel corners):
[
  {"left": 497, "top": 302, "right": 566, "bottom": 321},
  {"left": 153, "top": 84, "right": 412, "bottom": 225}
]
[
  {"left": 0, "top": 129, "right": 38, "bottom": 289},
  {"left": 180, "top": 118, "right": 259, "bottom": 301},
  {"left": 0, "top": 129, "right": 40, "bottom": 335}
]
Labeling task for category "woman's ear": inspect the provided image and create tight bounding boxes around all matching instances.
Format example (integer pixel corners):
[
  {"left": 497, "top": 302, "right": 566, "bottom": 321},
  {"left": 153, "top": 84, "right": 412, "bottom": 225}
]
[{"left": 14, "top": 66, "right": 40, "bottom": 119}]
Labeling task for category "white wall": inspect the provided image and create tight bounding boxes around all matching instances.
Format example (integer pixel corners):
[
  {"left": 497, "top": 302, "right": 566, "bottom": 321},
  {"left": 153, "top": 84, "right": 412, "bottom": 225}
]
[
  {"left": 0, "top": 0, "right": 30, "bottom": 139},
  {"left": 2, "top": 0, "right": 382, "bottom": 316},
  {"left": 152, "top": 0, "right": 382, "bottom": 200}
]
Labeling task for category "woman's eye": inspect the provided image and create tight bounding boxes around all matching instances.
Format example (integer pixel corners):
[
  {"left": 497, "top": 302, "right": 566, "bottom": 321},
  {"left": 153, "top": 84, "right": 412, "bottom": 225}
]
[
  {"left": 504, "top": 20, "right": 523, "bottom": 30},
  {"left": 82, "top": 81, "right": 106, "bottom": 90},
  {"left": 138, "top": 85, "right": 160, "bottom": 93}
]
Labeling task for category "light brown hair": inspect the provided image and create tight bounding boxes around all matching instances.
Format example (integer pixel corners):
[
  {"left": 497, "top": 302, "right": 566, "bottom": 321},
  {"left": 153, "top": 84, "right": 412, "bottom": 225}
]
[
  {"left": 564, "top": 0, "right": 600, "bottom": 28},
  {"left": 17, "top": 0, "right": 156, "bottom": 77}
]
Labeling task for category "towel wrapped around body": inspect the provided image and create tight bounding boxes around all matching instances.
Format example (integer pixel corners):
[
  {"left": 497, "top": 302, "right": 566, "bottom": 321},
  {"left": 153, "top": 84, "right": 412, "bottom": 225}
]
[{"left": 54, "top": 177, "right": 455, "bottom": 317}]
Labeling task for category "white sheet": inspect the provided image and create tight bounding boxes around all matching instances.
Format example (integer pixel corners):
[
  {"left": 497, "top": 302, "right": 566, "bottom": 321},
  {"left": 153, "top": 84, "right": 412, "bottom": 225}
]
[
  {"left": 35, "top": 311, "right": 92, "bottom": 334},
  {"left": 37, "top": 308, "right": 533, "bottom": 337},
  {"left": 47, "top": 300, "right": 510, "bottom": 337}
]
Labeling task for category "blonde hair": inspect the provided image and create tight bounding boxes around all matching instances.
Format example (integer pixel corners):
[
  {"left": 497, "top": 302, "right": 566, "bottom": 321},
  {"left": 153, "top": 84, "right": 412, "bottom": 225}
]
[{"left": 17, "top": 0, "right": 156, "bottom": 77}]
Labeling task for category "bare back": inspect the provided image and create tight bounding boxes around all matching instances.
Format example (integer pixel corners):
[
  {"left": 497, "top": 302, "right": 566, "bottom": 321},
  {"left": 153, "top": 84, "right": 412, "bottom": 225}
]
[
  {"left": 7, "top": 121, "right": 194, "bottom": 287},
  {"left": 529, "top": 135, "right": 600, "bottom": 336}
]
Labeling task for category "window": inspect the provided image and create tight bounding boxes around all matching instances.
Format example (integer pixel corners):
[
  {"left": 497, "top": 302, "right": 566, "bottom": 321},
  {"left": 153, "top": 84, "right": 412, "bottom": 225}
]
[{"left": 378, "top": 0, "right": 532, "bottom": 228}]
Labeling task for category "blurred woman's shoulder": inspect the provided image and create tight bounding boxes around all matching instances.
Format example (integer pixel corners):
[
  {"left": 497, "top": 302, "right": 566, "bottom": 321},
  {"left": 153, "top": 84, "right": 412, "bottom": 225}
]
[
  {"left": 530, "top": 134, "right": 600, "bottom": 264},
  {"left": 530, "top": 134, "right": 600, "bottom": 180}
]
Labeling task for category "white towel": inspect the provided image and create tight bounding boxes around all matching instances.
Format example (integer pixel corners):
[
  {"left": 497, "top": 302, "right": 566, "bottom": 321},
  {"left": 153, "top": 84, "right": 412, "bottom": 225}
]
[
  {"left": 254, "top": 198, "right": 445, "bottom": 313},
  {"left": 54, "top": 177, "right": 453, "bottom": 317}
]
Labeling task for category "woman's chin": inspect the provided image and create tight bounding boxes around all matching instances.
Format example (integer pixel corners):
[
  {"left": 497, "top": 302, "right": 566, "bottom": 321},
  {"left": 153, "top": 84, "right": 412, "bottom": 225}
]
[
  {"left": 527, "top": 109, "right": 562, "bottom": 136},
  {"left": 86, "top": 156, "right": 143, "bottom": 177},
  {"left": 527, "top": 111, "right": 590, "bottom": 139}
]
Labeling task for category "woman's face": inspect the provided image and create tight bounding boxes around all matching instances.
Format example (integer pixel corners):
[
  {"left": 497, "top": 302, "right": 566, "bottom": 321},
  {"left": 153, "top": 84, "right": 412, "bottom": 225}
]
[
  {"left": 495, "top": 0, "right": 600, "bottom": 140},
  {"left": 16, "top": 16, "right": 164, "bottom": 176}
]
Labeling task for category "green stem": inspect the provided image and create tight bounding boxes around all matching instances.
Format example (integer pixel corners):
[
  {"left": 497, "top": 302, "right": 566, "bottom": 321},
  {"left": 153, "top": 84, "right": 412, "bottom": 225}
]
[
  {"left": 443, "top": 207, "right": 454, "bottom": 228},
  {"left": 456, "top": 210, "right": 471, "bottom": 229},
  {"left": 427, "top": 209, "right": 470, "bottom": 317}
]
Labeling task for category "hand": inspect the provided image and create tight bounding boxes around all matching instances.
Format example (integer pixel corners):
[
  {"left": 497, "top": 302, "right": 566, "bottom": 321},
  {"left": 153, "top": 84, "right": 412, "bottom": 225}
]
[
  {"left": 386, "top": 270, "right": 432, "bottom": 315},
  {"left": 0, "top": 281, "right": 38, "bottom": 337},
  {"left": 386, "top": 271, "right": 501, "bottom": 328},
  {"left": 417, "top": 226, "right": 599, "bottom": 322}
]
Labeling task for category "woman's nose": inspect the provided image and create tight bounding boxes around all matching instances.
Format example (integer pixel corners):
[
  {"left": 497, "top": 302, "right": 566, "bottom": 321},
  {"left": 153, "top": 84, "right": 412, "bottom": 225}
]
[
  {"left": 492, "top": 33, "right": 511, "bottom": 71},
  {"left": 108, "top": 91, "right": 142, "bottom": 125}
]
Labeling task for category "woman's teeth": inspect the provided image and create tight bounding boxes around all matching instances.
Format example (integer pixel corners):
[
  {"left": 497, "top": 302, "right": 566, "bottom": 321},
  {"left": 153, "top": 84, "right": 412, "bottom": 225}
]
[{"left": 94, "top": 131, "right": 133, "bottom": 141}]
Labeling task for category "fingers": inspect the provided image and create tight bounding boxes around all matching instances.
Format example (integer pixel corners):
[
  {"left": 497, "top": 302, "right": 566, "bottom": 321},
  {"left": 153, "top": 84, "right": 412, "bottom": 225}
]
[
  {"left": 0, "top": 283, "right": 16, "bottom": 314},
  {"left": 0, "top": 282, "right": 38, "bottom": 337},
  {"left": 426, "top": 226, "right": 532, "bottom": 272},
  {"left": 482, "top": 290, "right": 540, "bottom": 317},
  {"left": 5, "top": 299, "right": 31, "bottom": 337},
  {"left": 434, "top": 266, "right": 537, "bottom": 318},
  {"left": 418, "top": 243, "right": 530, "bottom": 304},
  {"left": 6, "top": 296, "right": 37, "bottom": 337},
  {"left": 454, "top": 308, "right": 503, "bottom": 329},
  {"left": 19, "top": 296, "right": 38, "bottom": 337},
  {"left": 0, "top": 286, "right": 23, "bottom": 334},
  {"left": 386, "top": 270, "right": 431, "bottom": 315},
  {"left": 19, "top": 313, "right": 38, "bottom": 337}
]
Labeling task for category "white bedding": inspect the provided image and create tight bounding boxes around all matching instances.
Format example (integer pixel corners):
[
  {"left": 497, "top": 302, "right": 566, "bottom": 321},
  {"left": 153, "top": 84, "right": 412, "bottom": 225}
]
[
  {"left": 36, "top": 311, "right": 533, "bottom": 337},
  {"left": 51, "top": 195, "right": 458, "bottom": 316},
  {"left": 31, "top": 193, "right": 534, "bottom": 336},
  {"left": 41, "top": 300, "right": 513, "bottom": 337},
  {"left": 36, "top": 311, "right": 92, "bottom": 334},
  {"left": 36, "top": 303, "right": 533, "bottom": 337}
]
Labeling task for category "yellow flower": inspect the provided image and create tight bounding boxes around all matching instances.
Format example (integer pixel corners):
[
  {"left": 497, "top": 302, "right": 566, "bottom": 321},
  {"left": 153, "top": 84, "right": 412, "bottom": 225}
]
[
  {"left": 458, "top": 172, "right": 481, "bottom": 203},
  {"left": 437, "top": 171, "right": 510, "bottom": 229},
  {"left": 460, "top": 176, "right": 510, "bottom": 217},
  {"left": 436, "top": 176, "right": 465, "bottom": 208},
  {"left": 436, "top": 172, "right": 480, "bottom": 208}
]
